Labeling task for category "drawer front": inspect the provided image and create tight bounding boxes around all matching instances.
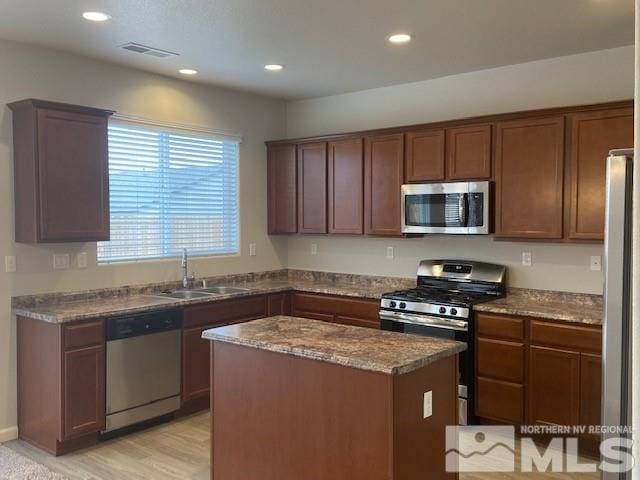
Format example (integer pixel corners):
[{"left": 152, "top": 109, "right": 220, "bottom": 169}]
[
  {"left": 63, "top": 320, "right": 104, "bottom": 350},
  {"left": 476, "top": 377, "right": 524, "bottom": 424},
  {"left": 293, "top": 293, "right": 379, "bottom": 321},
  {"left": 476, "top": 313, "right": 524, "bottom": 340},
  {"left": 476, "top": 338, "right": 524, "bottom": 383},
  {"left": 184, "top": 295, "right": 267, "bottom": 329},
  {"left": 529, "top": 320, "right": 601, "bottom": 352},
  {"left": 291, "top": 310, "right": 334, "bottom": 323},
  {"left": 334, "top": 315, "right": 379, "bottom": 329}
]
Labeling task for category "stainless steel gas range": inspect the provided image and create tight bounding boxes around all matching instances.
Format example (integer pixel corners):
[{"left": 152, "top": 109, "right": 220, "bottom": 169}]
[{"left": 379, "top": 259, "right": 506, "bottom": 424}]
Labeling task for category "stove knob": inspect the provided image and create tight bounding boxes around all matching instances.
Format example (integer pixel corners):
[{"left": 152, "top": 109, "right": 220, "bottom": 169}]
[
  {"left": 389, "top": 301, "right": 397, "bottom": 308},
  {"left": 399, "top": 302, "right": 407, "bottom": 309},
  {"left": 439, "top": 307, "right": 447, "bottom": 314},
  {"left": 450, "top": 308, "right": 458, "bottom": 316}
]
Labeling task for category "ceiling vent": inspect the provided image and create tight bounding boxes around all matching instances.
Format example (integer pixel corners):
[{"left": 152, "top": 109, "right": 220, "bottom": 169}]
[{"left": 119, "top": 42, "right": 179, "bottom": 58}]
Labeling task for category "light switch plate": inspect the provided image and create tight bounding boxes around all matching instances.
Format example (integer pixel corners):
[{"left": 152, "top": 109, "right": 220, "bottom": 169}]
[
  {"left": 4, "top": 256, "right": 16, "bottom": 273},
  {"left": 77, "top": 252, "right": 87, "bottom": 269},
  {"left": 386, "top": 246, "right": 394, "bottom": 259},
  {"left": 423, "top": 391, "right": 433, "bottom": 418},
  {"left": 311, "top": 243, "right": 318, "bottom": 255},
  {"left": 249, "top": 243, "right": 257, "bottom": 256},
  {"left": 522, "top": 252, "right": 532, "bottom": 267},
  {"left": 53, "top": 254, "right": 70, "bottom": 270},
  {"left": 590, "top": 255, "right": 602, "bottom": 271}
]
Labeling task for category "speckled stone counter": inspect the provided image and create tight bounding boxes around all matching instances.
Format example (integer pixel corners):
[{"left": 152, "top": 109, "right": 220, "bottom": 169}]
[
  {"left": 202, "top": 316, "right": 466, "bottom": 375},
  {"left": 12, "top": 270, "right": 413, "bottom": 324},
  {"left": 475, "top": 288, "right": 603, "bottom": 325}
]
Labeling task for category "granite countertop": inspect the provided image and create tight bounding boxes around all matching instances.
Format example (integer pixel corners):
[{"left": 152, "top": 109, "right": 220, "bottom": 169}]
[
  {"left": 202, "top": 316, "right": 466, "bottom": 375},
  {"left": 475, "top": 289, "right": 603, "bottom": 325},
  {"left": 12, "top": 272, "right": 411, "bottom": 324},
  {"left": 12, "top": 269, "right": 603, "bottom": 326}
]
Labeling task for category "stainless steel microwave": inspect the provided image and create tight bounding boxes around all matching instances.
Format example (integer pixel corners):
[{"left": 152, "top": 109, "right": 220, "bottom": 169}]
[{"left": 401, "top": 181, "right": 491, "bottom": 234}]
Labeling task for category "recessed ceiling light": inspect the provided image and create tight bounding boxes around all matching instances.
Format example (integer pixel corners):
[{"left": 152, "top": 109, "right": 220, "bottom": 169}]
[
  {"left": 388, "top": 33, "right": 412, "bottom": 44},
  {"left": 82, "top": 11, "right": 111, "bottom": 22},
  {"left": 264, "top": 64, "right": 284, "bottom": 71},
  {"left": 179, "top": 69, "right": 198, "bottom": 75}
]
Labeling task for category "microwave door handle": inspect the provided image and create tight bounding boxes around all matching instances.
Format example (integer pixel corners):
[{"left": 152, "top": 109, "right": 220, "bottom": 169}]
[{"left": 459, "top": 194, "right": 467, "bottom": 226}]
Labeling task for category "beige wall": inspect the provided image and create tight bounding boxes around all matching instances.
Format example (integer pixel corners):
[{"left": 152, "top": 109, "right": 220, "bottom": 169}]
[
  {"left": 285, "top": 46, "right": 635, "bottom": 294},
  {"left": 0, "top": 40, "right": 287, "bottom": 436}
]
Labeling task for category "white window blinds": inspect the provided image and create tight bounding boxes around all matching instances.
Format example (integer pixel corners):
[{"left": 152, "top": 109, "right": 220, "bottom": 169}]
[{"left": 97, "top": 121, "right": 239, "bottom": 264}]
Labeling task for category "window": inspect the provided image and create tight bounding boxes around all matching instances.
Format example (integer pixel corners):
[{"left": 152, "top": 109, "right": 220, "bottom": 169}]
[{"left": 97, "top": 121, "right": 239, "bottom": 264}]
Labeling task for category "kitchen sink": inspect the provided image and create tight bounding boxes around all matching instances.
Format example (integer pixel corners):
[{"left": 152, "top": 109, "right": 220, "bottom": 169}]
[
  {"left": 155, "top": 290, "right": 215, "bottom": 300},
  {"left": 199, "top": 286, "right": 251, "bottom": 294}
]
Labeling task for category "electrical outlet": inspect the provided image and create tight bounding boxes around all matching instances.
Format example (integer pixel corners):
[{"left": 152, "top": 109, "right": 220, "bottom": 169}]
[
  {"left": 53, "top": 254, "right": 70, "bottom": 270},
  {"left": 386, "top": 246, "right": 394, "bottom": 259},
  {"left": 423, "top": 391, "right": 433, "bottom": 418},
  {"left": 311, "top": 243, "right": 318, "bottom": 255},
  {"left": 590, "top": 255, "right": 602, "bottom": 271},
  {"left": 76, "top": 252, "right": 87, "bottom": 268},
  {"left": 249, "top": 243, "right": 257, "bottom": 256},
  {"left": 522, "top": 252, "right": 532, "bottom": 267},
  {"left": 4, "top": 256, "right": 16, "bottom": 273}
]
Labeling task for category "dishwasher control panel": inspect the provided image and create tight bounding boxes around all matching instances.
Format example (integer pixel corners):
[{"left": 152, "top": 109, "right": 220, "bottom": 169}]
[{"left": 106, "top": 309, "right": 183, "bottom": 341}]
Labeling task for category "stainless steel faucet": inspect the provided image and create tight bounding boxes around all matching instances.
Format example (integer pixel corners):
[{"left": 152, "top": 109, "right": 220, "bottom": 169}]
[{"left": 181, "top": 248, "right": 195, "bottom": 289}]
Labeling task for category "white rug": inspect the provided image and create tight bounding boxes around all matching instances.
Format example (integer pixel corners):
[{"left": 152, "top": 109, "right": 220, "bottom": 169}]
[{"left": 0, "top": 446, "right": 67, "bottom": 480}]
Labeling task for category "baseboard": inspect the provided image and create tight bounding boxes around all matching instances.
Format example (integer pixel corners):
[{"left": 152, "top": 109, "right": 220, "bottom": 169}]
[{"left": 0, "top": 426, "right": 18, "bottom": 443}]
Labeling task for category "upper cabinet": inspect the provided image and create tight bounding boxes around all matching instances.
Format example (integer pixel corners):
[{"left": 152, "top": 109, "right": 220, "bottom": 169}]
[
  {"left": 328, "top": 138, "right": 364, "bottom": 234},
  {"left": 364, "top": 133, "right": 404, "bottom": 236},
  {"left": 405, "top": 129, "right": 445, "bottom": 182},
  {"left": 567, "top": 108, "right": 633, "bottom": 241},
  {"left": 9, "top": 99, "right": 113, "bottom": 243},
  {"left": 267, "top": 144, "right": 297, "bottom": 234},
  {"left": 446, "top": 124, "right": 492, "bottom": 180},
  {"left": 265, "top": 100, "right": 632, "bottom": 242},
  {"left": 297, "top": 142, "right": 328, "bottom": 234},
  {"left": 495, "top": 116, "right": 565, "bottom": 240}
]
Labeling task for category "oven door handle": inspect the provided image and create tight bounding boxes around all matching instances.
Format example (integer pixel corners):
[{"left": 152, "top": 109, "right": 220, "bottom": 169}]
[{"left": 379, "top": 310, "right": 468, "bottom": 331}]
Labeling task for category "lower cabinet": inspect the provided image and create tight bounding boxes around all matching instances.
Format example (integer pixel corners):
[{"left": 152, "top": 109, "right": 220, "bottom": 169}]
[
  {"left": 181, "top": 294, "right": 269, "bottom": 412},
  {"left": 291, "top": 292, "right": 380, "bottom": 329},
  {"left": 475, "top": 312, "right": 602, "bottom": 438},
  {"left": 267, "top": 292, "right": 292, "bottom": 316},
  {"left": 17, "top": 316, "right": 106, "bottom": 455}
]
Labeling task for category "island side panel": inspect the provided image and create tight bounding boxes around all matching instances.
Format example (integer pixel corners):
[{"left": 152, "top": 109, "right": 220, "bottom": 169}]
[
  {"left": 392, "top": 355, "right": 458, "bottom": 480},
  {"left": 211, "top": 341, "right": 394, "bottom": 480}
]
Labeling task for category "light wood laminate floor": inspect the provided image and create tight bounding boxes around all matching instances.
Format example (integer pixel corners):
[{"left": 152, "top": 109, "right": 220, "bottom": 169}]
[{"left": 5, "top": 412, "right": 599, "bottom": 480}]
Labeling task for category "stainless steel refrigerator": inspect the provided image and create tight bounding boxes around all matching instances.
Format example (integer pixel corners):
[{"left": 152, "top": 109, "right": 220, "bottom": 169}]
[{"left": 602, "top": 148, "right": 634, "bottom": 480}]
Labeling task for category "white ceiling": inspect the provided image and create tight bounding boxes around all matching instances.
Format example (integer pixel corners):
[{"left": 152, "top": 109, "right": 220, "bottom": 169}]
[{"left": 0, "top": 0, "right": 634, "bottom": 99}]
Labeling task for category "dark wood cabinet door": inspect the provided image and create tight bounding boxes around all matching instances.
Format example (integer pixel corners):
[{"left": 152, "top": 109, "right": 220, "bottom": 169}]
[
  {"left": 267, "top": 292, "right": 291, "bottom": 316},
  {"left": 528, "top": 345, "right": 580, "bottom": 427},
  {"left": 267, "top": 144, "right": 297, "bottom": 234},
  {"left": 37, "top": 109, "right": 109, "bottom": 242},
  {"left": 63, "top": 345, "right": 105, "bottom": 439},
  {"left": 476, "top": 377, "right": 524, "bottom": 424},
  {"left": 364, "top": 133, "right": 404, "bottom": 236},
  {"left": 182, "top": 326, "right": 212, "bottom": 403},
  {"left": 405, "top": 129, "right": 445, "bottom": 182},
  {"left": 567, "top": 108, "right": 633, "bottom": 240},
  {"left": 328, "top": 138, "right": 363, "bottom": 234},
  {"left": 297, "top": 142, "right": 328, "bottom": 234},
  {"left": 580, "top": 353, "right": 602, "bottom": 434},
  {"left": 446, "top": 124, "right": 492, "bottom": 180},
  {"left": 495, "top": 116, "right": 565, "bottom": 239}
]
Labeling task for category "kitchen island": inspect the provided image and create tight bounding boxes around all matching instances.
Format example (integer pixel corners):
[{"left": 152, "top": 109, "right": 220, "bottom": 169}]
[{"left": 202, "top": 316, "right": 465, "bottom": 480}]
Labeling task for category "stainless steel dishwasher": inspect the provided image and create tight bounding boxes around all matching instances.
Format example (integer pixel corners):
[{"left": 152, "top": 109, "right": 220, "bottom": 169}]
[{"left": 104, "top": 309, "right": 183, "bottom": 433}]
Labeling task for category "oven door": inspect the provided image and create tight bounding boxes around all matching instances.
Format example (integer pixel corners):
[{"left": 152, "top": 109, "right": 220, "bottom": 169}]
[
  {"left": 380, "top": 310, "right": 473, "bottom": 424},
  {"left": 401, "top": 181, "right": 490, "bottom": 234}
]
